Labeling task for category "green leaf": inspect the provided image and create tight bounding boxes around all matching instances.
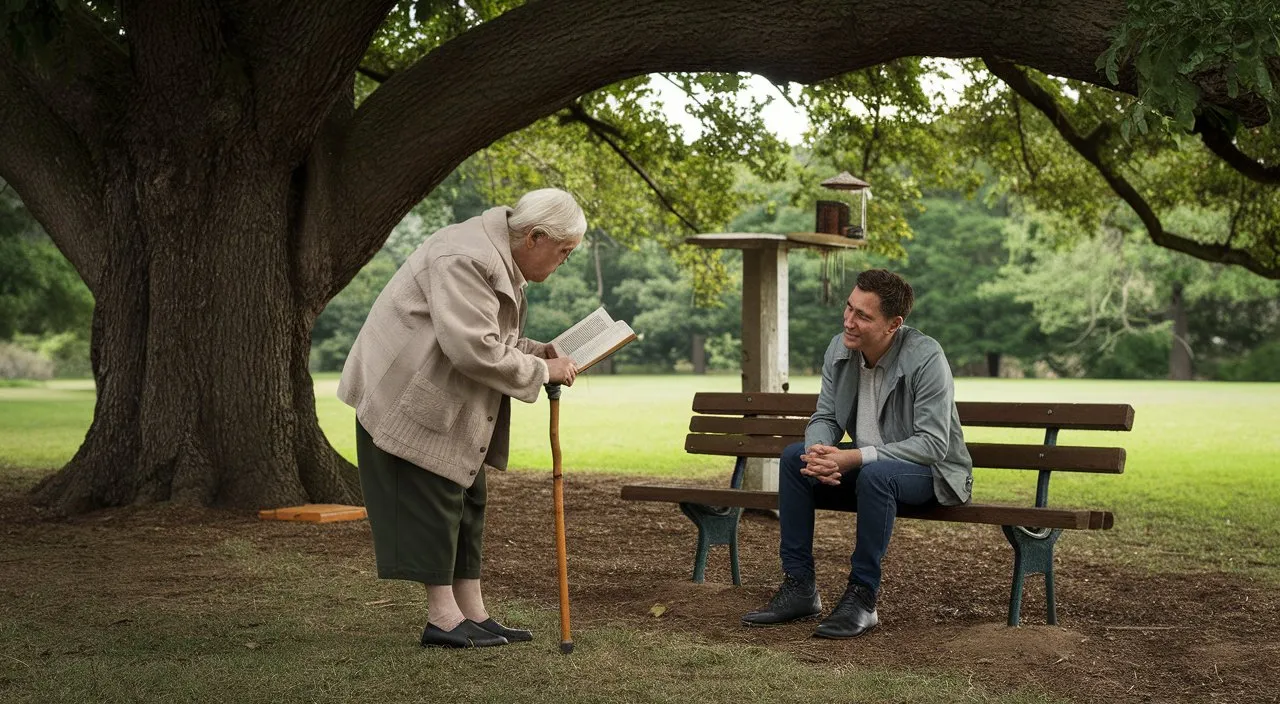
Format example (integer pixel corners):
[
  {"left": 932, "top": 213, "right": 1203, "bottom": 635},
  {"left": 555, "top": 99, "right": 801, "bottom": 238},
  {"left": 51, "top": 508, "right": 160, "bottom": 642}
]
[{"left": 1255, "top": 60, "right": 1274, "bottom": 94}]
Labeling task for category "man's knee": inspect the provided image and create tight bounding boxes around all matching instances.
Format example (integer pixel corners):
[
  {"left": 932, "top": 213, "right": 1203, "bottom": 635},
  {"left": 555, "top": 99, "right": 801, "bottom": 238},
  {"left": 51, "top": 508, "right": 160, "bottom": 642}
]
[
  {"left": 855, "top": 461, "right": 894, "bottom": 493},
  {"left": 780, "top": 441, "right": 806, "bottom": 473}
]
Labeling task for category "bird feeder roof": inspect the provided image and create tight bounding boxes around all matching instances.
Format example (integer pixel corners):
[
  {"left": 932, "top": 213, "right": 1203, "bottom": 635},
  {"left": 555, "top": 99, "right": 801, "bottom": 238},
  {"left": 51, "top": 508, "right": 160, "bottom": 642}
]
[{"left": 820, "top": 171, "right": 870, "bottom": 191}]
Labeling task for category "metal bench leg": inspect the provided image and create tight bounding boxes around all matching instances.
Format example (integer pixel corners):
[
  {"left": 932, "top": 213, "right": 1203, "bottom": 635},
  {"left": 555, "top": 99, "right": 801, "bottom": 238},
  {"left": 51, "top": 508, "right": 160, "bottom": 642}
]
[
  {"left": 1001, "top": 525, "right": 1063, "bottom": 626},
  {"left": 679, "top": 502, "right": 743, "bottom": 585},
  {"left": 729, "top": 532, "right": 741, "bottom": 586}
]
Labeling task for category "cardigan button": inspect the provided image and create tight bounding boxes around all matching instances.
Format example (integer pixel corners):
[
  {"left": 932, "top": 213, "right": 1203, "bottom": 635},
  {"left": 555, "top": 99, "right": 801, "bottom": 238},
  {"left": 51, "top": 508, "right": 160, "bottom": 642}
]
[
  {"left": 480, "top": 446, "right": 487, "bottom": 453},
  {"left": 487, "top": 416, "right": 494, "bottom": 422}
]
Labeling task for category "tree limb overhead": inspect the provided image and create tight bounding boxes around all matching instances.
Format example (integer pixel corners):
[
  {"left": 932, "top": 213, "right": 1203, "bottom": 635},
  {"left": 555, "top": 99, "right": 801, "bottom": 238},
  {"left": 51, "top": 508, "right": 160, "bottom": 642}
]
[
  {"left": 323, "top": 0, "right": 1130, "bottom": 285},
  {"left": 985, "top": 57, "right": 1280, "bottom": 279}
]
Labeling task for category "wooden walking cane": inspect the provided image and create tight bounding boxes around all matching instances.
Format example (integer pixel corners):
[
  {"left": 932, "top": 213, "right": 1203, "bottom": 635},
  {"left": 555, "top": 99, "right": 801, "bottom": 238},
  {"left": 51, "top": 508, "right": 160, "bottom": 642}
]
[{"left": 545, "top": 382, "right": 574, "bottom": 654}]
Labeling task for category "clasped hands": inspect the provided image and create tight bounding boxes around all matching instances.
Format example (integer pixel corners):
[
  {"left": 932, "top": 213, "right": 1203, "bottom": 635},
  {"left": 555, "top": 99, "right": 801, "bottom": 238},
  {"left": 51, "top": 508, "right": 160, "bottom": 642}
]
[{"left": 800, "top": 445, "right": 863, "bottom": 486}]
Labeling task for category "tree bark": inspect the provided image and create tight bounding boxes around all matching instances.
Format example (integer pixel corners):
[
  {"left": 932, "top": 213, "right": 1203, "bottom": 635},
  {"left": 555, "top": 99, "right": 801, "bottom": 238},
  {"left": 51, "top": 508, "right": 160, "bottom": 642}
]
[
  {"left": 32, "top": 152, "right": 360, "bottom": 513},
  {"left": 1168, "top": 282, "right": 1193, "bottom": 381},
  {"left": 692, "top": 334, "right": 708, "bottom": 375}
]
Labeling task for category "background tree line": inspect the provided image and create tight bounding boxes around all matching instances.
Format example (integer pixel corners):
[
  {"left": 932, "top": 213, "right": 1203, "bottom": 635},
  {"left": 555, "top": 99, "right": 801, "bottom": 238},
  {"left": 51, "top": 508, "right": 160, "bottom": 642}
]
[{"left": 6, "top": 151, "right": 1278, "bottom": 383}]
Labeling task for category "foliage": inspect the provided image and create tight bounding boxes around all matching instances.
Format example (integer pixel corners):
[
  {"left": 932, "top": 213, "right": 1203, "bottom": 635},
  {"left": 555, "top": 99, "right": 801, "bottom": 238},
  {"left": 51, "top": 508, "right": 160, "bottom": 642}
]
[
  {"left": 985, "top": 209, "right": 1280, "bottom": 378},
  {"left": 310, "top": 253, "right": 398, "bottom": 373},
  {"left": 799, "top": 59, "right": 978, "bottom": 261},
  {"left": 888, "top": 197, "right": 1044, "bottom": 374},
  {"left": 1216, "top": 340, "right": 1280, "bottom": 381},
  {"left": 950, "top": 58, "right": 1280, "bottom": 280},
  {"left": 0, "top": 341, "right": 52, "bottom": 380},
  {"left": 1098, "top": 0, "right": 1280, "bottom": 132},
  {"left": 361, "top": 7, "right": 795, "bottom": 303},
  {"left": 0, "top": 182, "right": 93, "bottom": 343}
]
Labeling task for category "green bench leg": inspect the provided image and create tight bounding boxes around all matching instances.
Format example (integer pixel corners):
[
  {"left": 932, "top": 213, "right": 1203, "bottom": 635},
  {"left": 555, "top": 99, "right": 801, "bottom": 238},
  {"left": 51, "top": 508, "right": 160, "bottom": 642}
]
[
  {"left": 1001, "top": 525, "right": 1064, "bottom": 626},
  {"left": 678, "top": 502, "right": 743, "bottom": 585}
]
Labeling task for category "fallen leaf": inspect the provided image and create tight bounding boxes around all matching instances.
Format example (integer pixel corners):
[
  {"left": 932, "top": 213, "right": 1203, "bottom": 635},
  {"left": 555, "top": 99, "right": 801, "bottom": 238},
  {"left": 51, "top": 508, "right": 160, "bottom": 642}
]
[
  {"left": 649, "top": 603, "right": 667, "bottom": 618},
  {"left": 244, "top": 642, "right": 259, "bottom": 650}
]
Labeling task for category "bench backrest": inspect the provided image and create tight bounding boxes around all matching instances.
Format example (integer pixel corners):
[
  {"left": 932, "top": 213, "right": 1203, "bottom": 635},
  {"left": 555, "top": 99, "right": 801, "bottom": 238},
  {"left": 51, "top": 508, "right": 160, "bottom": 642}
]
[{"left": 686, "top": 392, "right": 1134, "bottom": 475}]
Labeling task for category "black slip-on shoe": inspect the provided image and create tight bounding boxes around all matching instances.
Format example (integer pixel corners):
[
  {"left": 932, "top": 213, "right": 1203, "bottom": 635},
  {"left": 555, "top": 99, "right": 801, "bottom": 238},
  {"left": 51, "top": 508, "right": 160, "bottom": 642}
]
[
  {"left": 475, "top": 617, "right": 534, "bottom": 643},
  {"left": 420, "top": 620, "right": 509, "bottom": 648},
  {"left": 741, "top": 574, "right": 822, "bottom": 626},
  {"left": 813, "top": 580, "right": 878, "bottom": 639}
]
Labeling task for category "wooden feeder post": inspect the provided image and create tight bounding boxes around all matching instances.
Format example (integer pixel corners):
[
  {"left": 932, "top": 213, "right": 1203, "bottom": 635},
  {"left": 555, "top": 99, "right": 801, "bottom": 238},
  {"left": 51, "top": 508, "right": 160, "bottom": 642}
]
[{"left": 686, "top": 207, "right": 866, "bottom": 491}]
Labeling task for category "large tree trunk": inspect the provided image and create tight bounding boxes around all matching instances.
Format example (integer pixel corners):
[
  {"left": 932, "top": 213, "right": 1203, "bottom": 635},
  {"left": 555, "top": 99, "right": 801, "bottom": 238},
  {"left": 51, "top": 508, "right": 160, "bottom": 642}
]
[
  {"left": 33, "top": 147, "right": 359, "bottom": 514},
  {"left": 1168, "top": 281, "right": 1193, "bottom": 381}
]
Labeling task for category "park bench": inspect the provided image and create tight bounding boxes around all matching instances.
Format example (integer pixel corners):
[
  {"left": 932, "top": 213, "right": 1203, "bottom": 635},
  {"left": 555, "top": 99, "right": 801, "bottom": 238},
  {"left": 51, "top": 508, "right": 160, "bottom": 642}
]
[{"left": 620, "top": 392, "right": 1134, "bottom": 626}]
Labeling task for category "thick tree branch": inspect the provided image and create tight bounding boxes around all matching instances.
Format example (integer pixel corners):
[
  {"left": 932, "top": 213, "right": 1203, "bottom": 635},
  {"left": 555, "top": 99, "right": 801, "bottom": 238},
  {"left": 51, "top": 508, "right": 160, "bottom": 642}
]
[
  {"left": 985, "top": 57, "right": 1280, "bottom": 279},
  {"left": 13, "top": 5, "right": 131, "bottom": 150},
  {"left": 357, "top": 64, "right": 391, "bottom": 84},
  {"left": 0, "top": 46, "right": 107, "bottom": 291},
  {"left": 227, "top": 0, "right": 398, "bottom": 159},
  {"left": 120, "top": 0, "right": 224, "bottom": 100},
  {"left": 1196, "top": 118, "right": 1280, "bottom": 185},
  {"left": 562, "top": 102, "right": 702, "bottom": 233},
  {"left": 323, "top": 0, "right": 1132, "bottom": 285},
  {"left": 1011, "top": 92, "right": 1039, "bottom": 181}
]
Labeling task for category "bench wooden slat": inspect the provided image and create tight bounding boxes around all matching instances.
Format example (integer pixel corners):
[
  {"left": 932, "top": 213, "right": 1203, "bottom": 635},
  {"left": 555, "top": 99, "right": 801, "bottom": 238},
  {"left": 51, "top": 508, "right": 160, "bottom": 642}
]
[
  {"left": 619, "top": 485, "right": 1113, "bottom": 530},
  {"left": 685, "top": 433, "right": 795, "bottom": 457},
  {"left": 692, "top": 393, "right": 1135, "bottom": 432},
  {"left": 684, "top": 434, "right": 1126, "bottom": 473},
  {"left": 956, "top": 402, "right": 1135, "bottom": 431},
  {"left": 692, "top": 392, "right": 817, "bottom": 416},
  {"left": 689, "top": 416, "right": 809, "bottom": 436},
  {"left": 967, "top": 443, "right": 1126, "bottom": 473}
]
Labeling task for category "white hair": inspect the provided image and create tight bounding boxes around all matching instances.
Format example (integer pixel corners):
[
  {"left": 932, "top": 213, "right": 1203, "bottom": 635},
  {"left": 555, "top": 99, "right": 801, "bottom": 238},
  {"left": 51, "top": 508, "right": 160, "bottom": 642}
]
[{"left": 507, "top": 188, "right": 587, "bottom": 244}]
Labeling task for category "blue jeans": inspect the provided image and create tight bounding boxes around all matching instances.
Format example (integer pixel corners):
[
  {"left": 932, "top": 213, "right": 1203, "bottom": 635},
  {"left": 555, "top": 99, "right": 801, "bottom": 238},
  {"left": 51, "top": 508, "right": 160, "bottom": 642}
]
[{"left": 778, "top": 441, "right": 937, "bottom": 593}]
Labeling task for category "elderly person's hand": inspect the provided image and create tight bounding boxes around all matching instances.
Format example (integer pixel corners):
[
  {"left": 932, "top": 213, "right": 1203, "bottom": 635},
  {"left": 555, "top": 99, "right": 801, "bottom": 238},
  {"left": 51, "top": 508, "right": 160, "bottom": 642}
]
[{"left": 546, "top": 356, "right": 577, "bottom": 386}]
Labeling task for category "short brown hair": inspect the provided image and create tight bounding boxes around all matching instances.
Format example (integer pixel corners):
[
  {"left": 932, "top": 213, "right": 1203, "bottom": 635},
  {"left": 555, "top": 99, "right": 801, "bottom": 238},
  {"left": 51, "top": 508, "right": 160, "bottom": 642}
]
[{"left": 855, "top": 269, "right": 914, "bottom": 320}]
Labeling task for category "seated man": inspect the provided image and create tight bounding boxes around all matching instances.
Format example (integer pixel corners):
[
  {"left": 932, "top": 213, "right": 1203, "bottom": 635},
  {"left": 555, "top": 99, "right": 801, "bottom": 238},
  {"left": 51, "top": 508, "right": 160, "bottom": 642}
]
[{"left": 742, "top": 269, "right": 973, "bottom": 638}]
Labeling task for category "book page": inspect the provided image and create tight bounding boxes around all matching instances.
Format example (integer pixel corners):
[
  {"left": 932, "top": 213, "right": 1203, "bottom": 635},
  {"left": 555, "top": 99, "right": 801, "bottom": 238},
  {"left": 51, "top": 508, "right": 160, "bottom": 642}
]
[
  {"left": 550, "top": 307, "right": 614, "bottom": 361},
  {"left": 564, "top": 320, "right": 637, "bottom": 370}
]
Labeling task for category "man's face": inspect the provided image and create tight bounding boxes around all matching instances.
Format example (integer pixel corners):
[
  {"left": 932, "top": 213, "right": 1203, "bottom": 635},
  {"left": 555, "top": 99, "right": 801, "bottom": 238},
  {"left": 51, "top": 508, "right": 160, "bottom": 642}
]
[
  {"left": 517, "top": 232, "right": 580, "bottom": 283},
  {"left": 842, "top": 286, "right": 900, "bottom": 351}
]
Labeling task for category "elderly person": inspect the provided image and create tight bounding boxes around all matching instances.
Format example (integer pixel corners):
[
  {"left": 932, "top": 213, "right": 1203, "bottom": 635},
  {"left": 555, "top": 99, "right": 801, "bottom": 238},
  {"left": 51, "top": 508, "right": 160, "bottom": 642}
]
[{"left": 338, "top": 188, "right": 583, "bottom": 648}]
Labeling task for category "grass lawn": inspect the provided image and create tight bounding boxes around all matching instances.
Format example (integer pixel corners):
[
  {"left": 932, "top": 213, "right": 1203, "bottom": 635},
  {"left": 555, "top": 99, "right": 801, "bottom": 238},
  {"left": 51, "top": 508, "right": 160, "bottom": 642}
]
[{"left": 3, "top": 374, "right": 1278, "bottom": 576}]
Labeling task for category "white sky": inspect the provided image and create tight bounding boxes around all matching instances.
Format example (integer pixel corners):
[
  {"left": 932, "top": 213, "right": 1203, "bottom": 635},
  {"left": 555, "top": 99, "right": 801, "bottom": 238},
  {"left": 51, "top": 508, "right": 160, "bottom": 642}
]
[{"left": 648, "top": 74, "right": 809, "bottom": 145}]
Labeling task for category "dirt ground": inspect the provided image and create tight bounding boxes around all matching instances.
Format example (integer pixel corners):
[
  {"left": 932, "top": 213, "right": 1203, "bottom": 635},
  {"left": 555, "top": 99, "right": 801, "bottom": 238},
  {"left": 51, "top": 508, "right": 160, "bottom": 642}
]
[{"left": 2, "top": 470, "right": 1277, "bottom": 703}]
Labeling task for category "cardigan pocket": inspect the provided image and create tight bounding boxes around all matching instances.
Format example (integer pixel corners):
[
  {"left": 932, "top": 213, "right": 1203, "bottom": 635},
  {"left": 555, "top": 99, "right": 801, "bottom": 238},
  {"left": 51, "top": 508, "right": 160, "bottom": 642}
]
[{"left": 397, "top": 372, "right": 463, "bottom": 433}]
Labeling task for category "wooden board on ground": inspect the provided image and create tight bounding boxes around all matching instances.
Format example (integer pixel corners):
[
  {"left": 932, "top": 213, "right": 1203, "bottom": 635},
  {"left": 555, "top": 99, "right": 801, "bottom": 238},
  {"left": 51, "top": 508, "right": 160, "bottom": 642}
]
[{"left": 258, "top": 504, "right": 367, "bottom": 523}]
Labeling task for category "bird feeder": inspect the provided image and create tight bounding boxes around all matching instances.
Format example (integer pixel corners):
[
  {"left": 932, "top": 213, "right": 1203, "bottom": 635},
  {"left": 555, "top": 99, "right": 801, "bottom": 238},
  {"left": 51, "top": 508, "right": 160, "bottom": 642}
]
[{"left": 815, "top": 171, "right": 871, "bottom": 239}]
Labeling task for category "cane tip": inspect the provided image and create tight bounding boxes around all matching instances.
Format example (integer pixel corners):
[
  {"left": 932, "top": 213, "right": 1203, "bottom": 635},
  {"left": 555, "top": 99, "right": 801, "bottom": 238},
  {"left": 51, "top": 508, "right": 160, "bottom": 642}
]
[{"left": 559, "top": 641, "right": 574, "bottom": 655}]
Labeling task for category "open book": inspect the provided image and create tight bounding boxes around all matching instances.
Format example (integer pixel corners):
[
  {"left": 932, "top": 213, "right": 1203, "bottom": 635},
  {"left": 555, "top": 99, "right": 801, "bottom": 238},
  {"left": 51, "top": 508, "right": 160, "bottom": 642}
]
[{"left": 550, "top": 307, "right": 637, "bottom": 373}]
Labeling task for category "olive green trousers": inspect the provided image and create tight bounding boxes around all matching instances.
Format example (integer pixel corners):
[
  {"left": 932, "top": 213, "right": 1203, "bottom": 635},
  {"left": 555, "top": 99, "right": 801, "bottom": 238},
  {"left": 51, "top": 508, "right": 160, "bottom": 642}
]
[{"left": 356, "top": 420, "right": 486, "bottom": 585}]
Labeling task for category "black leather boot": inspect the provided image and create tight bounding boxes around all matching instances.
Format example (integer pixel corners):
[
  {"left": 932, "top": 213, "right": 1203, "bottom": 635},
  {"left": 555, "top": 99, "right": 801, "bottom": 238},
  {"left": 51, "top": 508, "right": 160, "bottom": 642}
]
[
  {"left": 741, "top": 574, "right": 822, "bottom": 626},
  {"left": 813, "top": 579, "right": 878, "bottom": 639}
]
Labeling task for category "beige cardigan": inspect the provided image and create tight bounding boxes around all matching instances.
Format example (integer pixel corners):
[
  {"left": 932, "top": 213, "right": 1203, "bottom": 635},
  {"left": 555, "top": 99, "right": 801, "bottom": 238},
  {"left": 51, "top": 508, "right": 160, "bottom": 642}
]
[{"left": 337, "top": 207, "right": 550, "bottom": 487}]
